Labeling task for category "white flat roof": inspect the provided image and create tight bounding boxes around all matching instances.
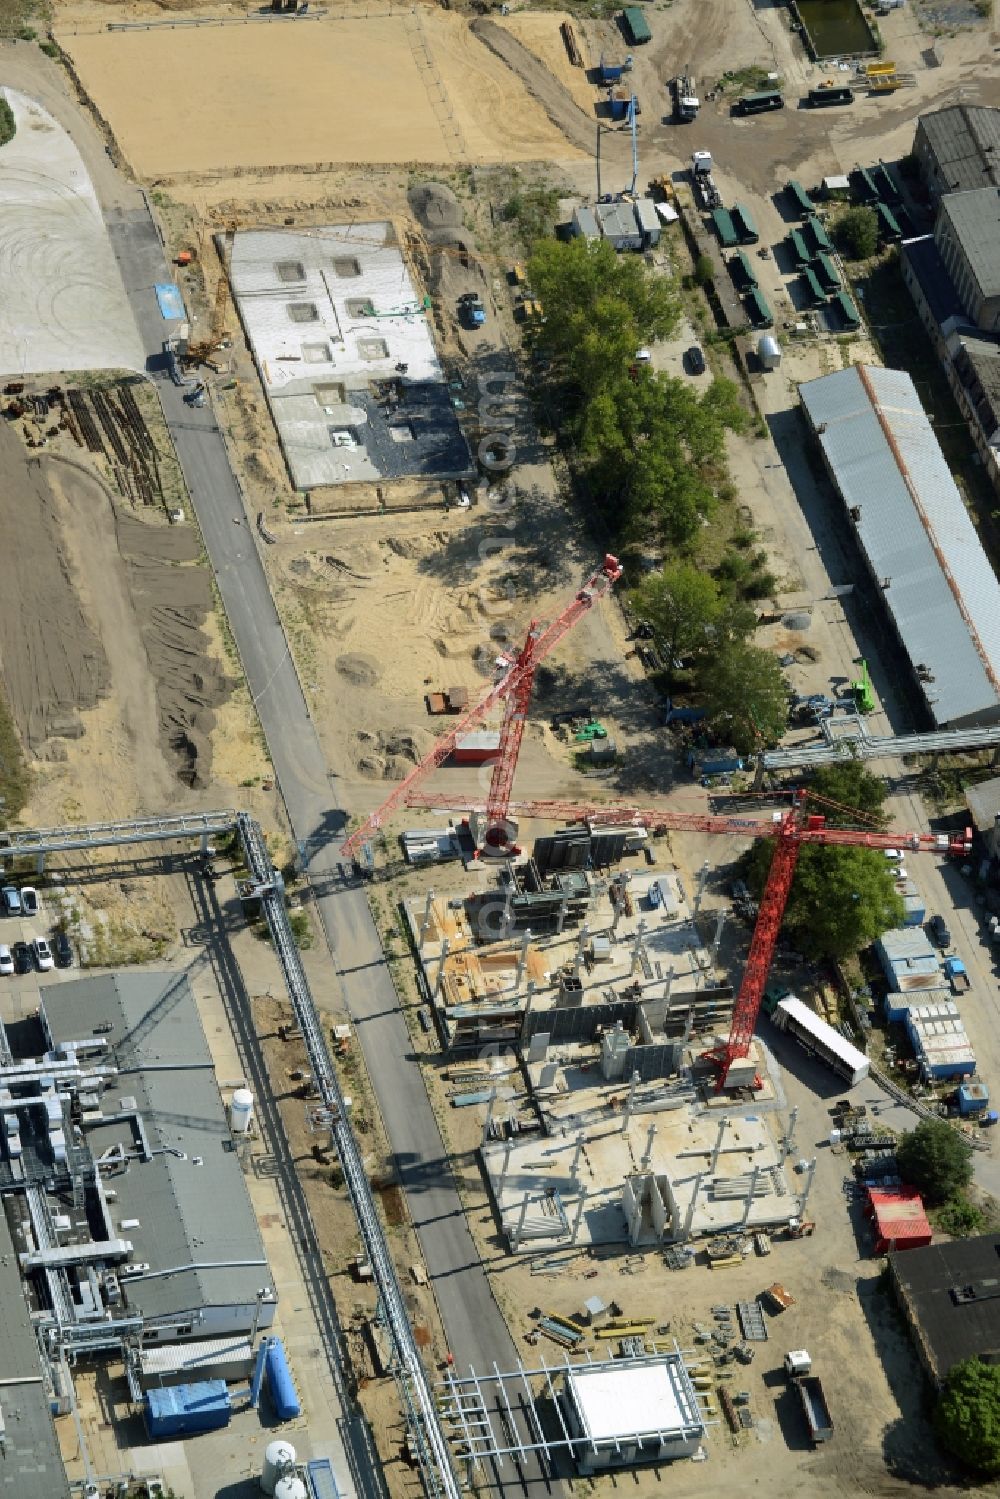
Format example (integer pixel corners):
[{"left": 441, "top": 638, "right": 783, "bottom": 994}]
[{"left": 567, "top": 1360, "right": 690, "bottom": 1443}]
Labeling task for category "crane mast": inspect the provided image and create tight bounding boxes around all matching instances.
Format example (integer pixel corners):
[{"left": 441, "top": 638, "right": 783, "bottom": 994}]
[{"left": 340, "top": 554, "right": 622, "bottom": 860}]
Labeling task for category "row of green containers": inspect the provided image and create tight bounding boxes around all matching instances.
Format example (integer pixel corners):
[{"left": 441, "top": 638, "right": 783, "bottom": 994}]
[{"left": 786, "top": 220, "right": 860, "bottom": 326}]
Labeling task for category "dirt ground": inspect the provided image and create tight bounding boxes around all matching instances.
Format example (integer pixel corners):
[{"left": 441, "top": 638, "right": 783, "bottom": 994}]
[{"left": 55, "top": 5, "right": 586, "bottom": 175}]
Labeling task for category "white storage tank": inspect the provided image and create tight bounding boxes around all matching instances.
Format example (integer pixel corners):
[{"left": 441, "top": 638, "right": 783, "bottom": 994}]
[
  {"left": 273, "top": 1477, "right": 307, "bottom": 1499},
  {"left": 757, "top": 333, "right": 782, "bottom": 371},
  {"left": 261, "top": 1439, "right": 296, "bottom": 1495},
  {"left": 230, "top": 1087, "right": 255, "bottom": 1135}
]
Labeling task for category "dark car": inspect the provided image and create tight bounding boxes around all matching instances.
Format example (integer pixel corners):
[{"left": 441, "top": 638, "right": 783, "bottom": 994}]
[
  {"left": 54, "top": 930, "right": 73, "bottom": 968},
  {"left": 12, "top": 941, "right": 31, "bottom": 975},
  {"left": 929, "top": 914, "right": 951, "bottom": 948},
  {"left": 685, "top": 345, "right": 706, "bottom": 375}
]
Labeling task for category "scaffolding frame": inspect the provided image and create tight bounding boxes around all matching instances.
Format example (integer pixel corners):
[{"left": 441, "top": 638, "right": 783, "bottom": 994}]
[{"left": 437, "top": 1346, "right": 711, "bottom": 1473}]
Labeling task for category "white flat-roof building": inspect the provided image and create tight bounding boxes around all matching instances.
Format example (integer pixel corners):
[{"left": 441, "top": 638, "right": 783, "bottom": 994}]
[
  {"left": 229, "top": 223, "right": 469, "bottom": 489},
  {"left": 561, "top": 1355, "right": 705, "bottom": 1471}
]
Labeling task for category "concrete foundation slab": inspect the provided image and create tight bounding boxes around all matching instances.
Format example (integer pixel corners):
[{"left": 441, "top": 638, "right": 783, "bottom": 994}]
[{"left": 0, "top": 90, "right": 143, "bottom": 377}]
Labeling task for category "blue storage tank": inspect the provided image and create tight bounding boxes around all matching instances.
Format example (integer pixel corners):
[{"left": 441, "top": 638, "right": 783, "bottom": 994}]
[
  {"left": 265, "top": 1338, "right": 301, "bottom": 1421},
  {"left": 144, "top": 1380, "right": 231, "bottom": 1439}
]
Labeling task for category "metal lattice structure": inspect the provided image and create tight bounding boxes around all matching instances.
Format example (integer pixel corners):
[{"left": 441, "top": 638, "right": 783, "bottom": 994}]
[
  {"left": 340, "top": 555, "right": 622, "bottom": 858},
  {"left": 761, "top": 719, "right": 1000, "bottom": 770},
  {"left": 236, "top": 815, "right": 461, "bottom": 1499},
  {"left": 437, "top": 1347, "right": 709, "bottom": 1475}
]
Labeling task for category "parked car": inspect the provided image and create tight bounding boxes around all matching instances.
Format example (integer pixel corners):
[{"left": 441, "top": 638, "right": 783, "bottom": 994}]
[
  {"left": 12, "top": 941, "right": 31, "bottom": 975},
  {"left": 2, "top": 886, "right": 21, "bottom": 916},
  {"left": 31, "top": 937, "right": 54, "bottom": 972},
  {"left": 685, "top": 345, "right": 706, "bottom": 375},
  {"left": 929, "top": 913, "right": 952, "bottom": 948},
  {"left": 0, "top": 945, "right": 12, "bottom": 976},
  {"left": 20, "top": 886, "right": 38, "bottom": 917},
  {"left": 54, "top": 930, "right": 73, "bottom": 969}
]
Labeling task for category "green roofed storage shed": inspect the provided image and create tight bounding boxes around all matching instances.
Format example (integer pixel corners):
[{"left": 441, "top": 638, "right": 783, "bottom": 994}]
[
  {"left": 807, "top": 215, "right": 833, "bottom": 254},
  {"left": 712, "top": 207, "right": 738, "bottom": 248},
  {"left": 787, "top": 180, "right": 814, "bottom": 218},
  {"left": 745, "top": 287, "right": 773, "bottom": 327},
  {"left": 732, "top": 203, "right": 758, "bottom": 244},
  {"left": 788, "top": 228, "right": 813, "bottom": 267},
  {"left": 815, "top": 253, "right": 841, "bottom": 291},
  {"left": 621, "top": 6, "right": 651, "bottom": 43}
]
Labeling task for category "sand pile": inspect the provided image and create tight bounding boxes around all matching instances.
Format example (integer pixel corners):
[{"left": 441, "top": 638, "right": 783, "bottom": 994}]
[
  {"left": 0, "top": 423, "right": 110, "bottom": 752},
  {"left": 115, "top": 512, "right": 230, "bottom": 788},
  {"left": 407, "top": 182, "right": 463, "bottom": 230},
  {"left": 354, "top": 727, "right": 434, "bottom": 780}
]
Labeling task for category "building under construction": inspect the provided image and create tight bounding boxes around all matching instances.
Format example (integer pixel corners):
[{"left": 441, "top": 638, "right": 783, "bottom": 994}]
[{"left": 405, "top": 855, "right": 735, "bottom": 1051}]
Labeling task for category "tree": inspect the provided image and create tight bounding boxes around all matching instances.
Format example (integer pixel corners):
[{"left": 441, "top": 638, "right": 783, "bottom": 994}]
[
  {"left": 836, "top": 205, "right": 879, "bottom": 260},
  {"left": 804, "top": 762, "right": 890, "bottom": 826},
  {"left": 935, "top": 1359, "right": 1000, "bottom": 1476},
  {"left": 693, "top": 254, "right": 714, "bottom": 288},
  {"left": 630, "top": 562, "right": 724, "bottom": 668},
  {"left": 698, "top": 641, "right": 788, "bottom": 754},
  {"left": 767, "top": 842, "right": 905, "bottom": 960},
  {"left": 897, "top": 1118, "right": 973, "bottom": 1206},
  {"left": 527, "top": 238, "right": 679, "bottom": 400}
]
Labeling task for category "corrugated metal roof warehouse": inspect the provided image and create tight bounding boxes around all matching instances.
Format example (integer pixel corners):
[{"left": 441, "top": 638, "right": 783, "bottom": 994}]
[{"left": 799, "top": 365, "right": 1000, "bottom": 728}]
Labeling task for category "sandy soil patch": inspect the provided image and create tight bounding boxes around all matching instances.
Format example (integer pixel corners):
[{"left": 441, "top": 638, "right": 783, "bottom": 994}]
[
  {"left": 56, "top": 10, "right": 585, "bottom": 176},
  {"left": 495, "top": 11, "right": 598, "bottom": 116}
]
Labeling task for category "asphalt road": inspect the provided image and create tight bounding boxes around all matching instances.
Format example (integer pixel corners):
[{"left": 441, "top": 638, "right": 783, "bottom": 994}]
[{"left": 107, "top": 203, "right": 540, "bottom": 1490}]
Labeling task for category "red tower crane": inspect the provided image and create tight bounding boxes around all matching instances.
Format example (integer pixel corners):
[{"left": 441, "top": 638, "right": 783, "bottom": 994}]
[
  {"left": 339, "top": 554, "right": 623, "bottom": 860},
  {"left": 405, "top": 789, "right": 971, "bottom": 1087}
]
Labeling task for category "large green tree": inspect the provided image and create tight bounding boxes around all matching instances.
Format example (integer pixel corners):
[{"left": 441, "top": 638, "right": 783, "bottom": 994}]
[
  {"left": 745, "top": 763, "right": 904, "bottom": 959},
  {"left": 935, "top": 1359, "right": 1000, "bottom": 1476},
  {"left": 528, "top": 237, "right": 679, "bottom": 399},
  {"left": 698, "top": 640, "right": 788, "bottom": 754},
  {"left": 631, "top": 562, "right": 723, "bottom": 666},
  {"left": 897, "top": 1118, "right": 973, "bottom": 1206}
]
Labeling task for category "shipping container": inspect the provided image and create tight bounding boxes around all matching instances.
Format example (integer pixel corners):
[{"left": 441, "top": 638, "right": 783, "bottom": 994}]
[
  {"left": 833, "top": 289, "right": 861, "bottom": 328},
  {"left": 806, "top": 85, "right": 854, "bottom": 107},
  {"left": 801, "top": 267, "right": 827, "bottom": 306},
  {"left": 729, "top": 248, "right": 758, "bottom": 291},
  {"left": 745, "top": 287, "right": 773, "bottom": 328},
  {"left": 453, "top": 730, "right": 500, "bottom": 765},
  {"left": 143, "top": 1380, "right": 231, "bottom": 1439},
  {"left": 711, "top": 207, "right": 738, "bottom": 248},
  {"left": 876, "top": 202, "right": 902, "bottom": 243},
  {"left": 621, "top": 6, "right": 651, "bottom": 44},
  {"left": 734, "top": 89, "right": 784, "bottom": 115},
  {"left": 806, "top": 215, "right": 833, "bottom": 254},
  {"left": 732, "top": 203, "right": 758, "bottom": 244},
  {"left": 788, "top": 227, "right": 813, "bottom": 267},
  {"left": 786, "top": 179, "right": 814, "bottom": 218},
  {"left": 814, "top": 253, "right": 841, "bottom": 292}
]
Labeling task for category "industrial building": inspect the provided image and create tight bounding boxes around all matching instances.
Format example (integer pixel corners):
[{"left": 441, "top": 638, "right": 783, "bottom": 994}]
[
  {"left": 966, "top": 774, "right": 1000, "bottom": 857},
  {"left": 406, "top": 860, "right": 733, "bottom": 1050},
  {"left": 0, "top": 968, "right": 276, "bottom": 1499},
  {"left": 561, "top": 1355, "right": 705, "bottom": 1470},
  {"left": 799, "top": 365, "right": 1000, "bottom": 728},
  {"left": 33, "top": 972, "right": 276, "bottom": 1341},
  {"left": 934, "top": 189, "right": 1000, "bottom": 333},
  {"left": 913, "top": 105, "right": 1000, "bottom": 205},
  {"left": 569, "top": 199, "right": 661, "bottom": 252},
  {"left": 0, "top": 1208, "right": 71, "bottom": 1499},
  {"left": 866, "top": 1187, "right": 931, "bottom": 1256},
  {"left": 228, "top": 223, "right": 470, "bottom": 489},
  {"left": 891, "top": 1233, "right": 1000, "bottom": 1385}
]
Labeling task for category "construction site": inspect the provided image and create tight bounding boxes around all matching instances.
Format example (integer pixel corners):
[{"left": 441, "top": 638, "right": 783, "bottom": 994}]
[{"left": 2, "top": 0, "right": 1000, "bottom": 1494}]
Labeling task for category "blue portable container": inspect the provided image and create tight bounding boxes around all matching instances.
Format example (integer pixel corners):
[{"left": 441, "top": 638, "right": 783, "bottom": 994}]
[
  {"left": 144, "top": 1380, "right": 231, "bottom": 1439},
  {"left": 265, "top": 1338, "right": 302, "bottom": 1421}
]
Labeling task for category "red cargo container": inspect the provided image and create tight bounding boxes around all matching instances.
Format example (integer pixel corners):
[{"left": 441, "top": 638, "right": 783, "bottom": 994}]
[{"left": 453, "top": 731, "right": 500, "bottom": 765}]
